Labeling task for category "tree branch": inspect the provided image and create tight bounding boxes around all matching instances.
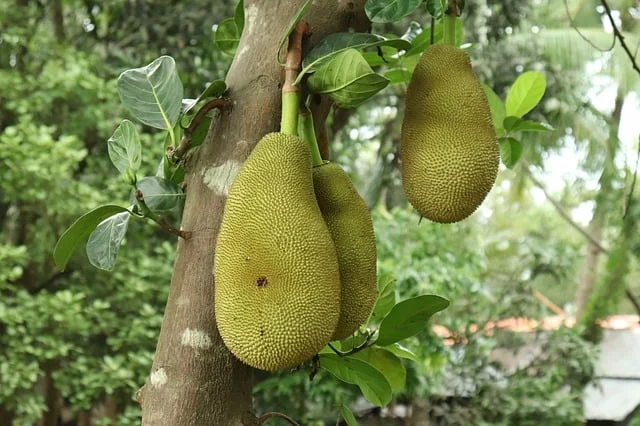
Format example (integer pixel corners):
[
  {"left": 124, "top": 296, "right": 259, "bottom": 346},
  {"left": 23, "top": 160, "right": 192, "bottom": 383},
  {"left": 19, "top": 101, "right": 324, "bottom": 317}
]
[
  {"left": 599, "top": 0, "right": 640, "bottom": 77},
  {"left": 135, "top": 190, "right": 191, "bottom": 240},
  {"left": 523, "top": 165, "right": 609, "bottom": 254}
]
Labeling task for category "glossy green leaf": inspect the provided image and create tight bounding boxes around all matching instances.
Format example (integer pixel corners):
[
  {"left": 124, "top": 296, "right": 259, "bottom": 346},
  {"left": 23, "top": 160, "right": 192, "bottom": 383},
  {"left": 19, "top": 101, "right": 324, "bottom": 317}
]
[
  {"left": 277, "top": 0, "right": 313, "bottom": 64},
  {"left": 198, "top": 80, "right": 227, "bottom": 102},
  {"left": 117, "top": 56, "right": 183, "bottom": 130},
  {"left": 505, "top": 71, "right": 546, "bottom": 118},
  {"left": 215, "top": 18, "right": 241, "bottom": 56},
  {"left": 53, "top": 205, "right": 130, "bottom": 271},
  {"left": 352, "top": 347, "right": 406, "bottom": 392},
  {"left": 340, "top": 405, "right": 358, "bottom": 426},
  {"left": 383, "top": 343, "right": 420, "bottom": 362},
  {"left": 482, "top": 84, "right": 506, "bottom": 136},
  {"left": 498, "top": 137, "right": 523, "bottom": 169},
  {"left": 320, "top": 354, "right": 392, "bottom": 406},
  {"left": 234, "top": 0, "right": 244, "bottom": 32},
  {"left": 302, "top": 33, "right": 411, "bottom": 73},
  {"left": 503, "top": 116, "right": 553, "bottom": 133},
  {"left": 137, "top": 176, "right": 185, "bottom": 212},
  {"left": 365, "top": 0, "right": 423, "bottom": 23},
  {"left": 371, "top": 275, "right": 396, "bottom": 323},
  {"left": 376, "top": 295, "right": 449, "bottom": 346},
  {"left": 86, "top": 211, "right": 130, "bottom": 271},
  {"left": 307, "top": 49, "right": 389, "bottom": 108},
  {"left": 107, "top": 120, "right": 141, "bottom": 176}
]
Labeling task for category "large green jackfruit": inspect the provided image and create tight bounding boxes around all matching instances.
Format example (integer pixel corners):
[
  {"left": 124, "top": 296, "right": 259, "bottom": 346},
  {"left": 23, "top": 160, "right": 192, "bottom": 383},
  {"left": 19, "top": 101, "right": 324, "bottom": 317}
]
[
  {"left": 313, "top": 162, "right": 377, "bottom": 341},
  {"left": 214, "top": 133, "right": 341, "bottom": 371},
  {"left": 401, "top": 44, "right": 499, "bottom": 223}
]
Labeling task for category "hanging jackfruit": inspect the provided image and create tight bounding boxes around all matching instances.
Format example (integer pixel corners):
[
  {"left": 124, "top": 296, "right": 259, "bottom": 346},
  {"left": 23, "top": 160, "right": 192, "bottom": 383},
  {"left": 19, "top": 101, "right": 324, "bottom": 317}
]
[
  {"left": 214, "top": 133, "right": 341, "bottom": 371},
  {"left": 401, "top": 44, "right": 499, "bottom": 223},
  {"left": 313, "top": 162, "right": 377, "bottom": 341}
]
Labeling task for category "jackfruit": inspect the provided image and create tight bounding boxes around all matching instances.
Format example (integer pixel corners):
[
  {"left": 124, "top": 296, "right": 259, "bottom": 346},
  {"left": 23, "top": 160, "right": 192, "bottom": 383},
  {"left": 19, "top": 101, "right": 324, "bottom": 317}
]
[
  {"left": 214, "top": 132, "right": 341, "bottom": 371},
  {"left": 401, "top": 44, "right": 499, "bottom": 223},
  {"left": 313, "top": 162, "right": 377, "bottom": 341}
]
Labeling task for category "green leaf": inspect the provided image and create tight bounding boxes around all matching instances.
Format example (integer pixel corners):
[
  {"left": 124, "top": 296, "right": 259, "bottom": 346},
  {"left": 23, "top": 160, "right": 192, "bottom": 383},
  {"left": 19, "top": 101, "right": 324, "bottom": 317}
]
[
  {"left": 307, "top": 49, "right": 389, "bottom": 108},
  {"left": 190, "top": 116, "right": 212, "bottom": 148},
  {"left": 53, "top": 205, "right": 130, "bottom": 271},
  {"left": 320, "top": 354, "right": 392, "bottom": 407},
  {"left": 352, "top": 347, "right": 406, "bottom": 392},
  {"left": 117, "top": 56, "right": 184, "bottom": 130},
  {"left": 302, "top": 33, "right": 411, "bottom": 73},
  {"left": 383, "top": 343, "right": 420, "bottom": 362},
  {"left": 340, "top": 405, "right": 358, "bottom": 426},
  {"left": 107, "top": 120, "right": 142, "bottom": 176},
  {"left": 503, "top": 116, "right": 553, "bottom": 133},
  {"left": 277, "top": 0, "right": 313, "bottom": 65},
  {"left": 86, "top": 211, "right": 130, "bottom": 271},
  {"left": 365, "top": 0, "right": 423, "bottom": 23},
  {"left": 197, "top": 80, "right": 227, "bottom": 102},
  {"left": 482, "top": 84, "right": 506, "bottom": 137},
  {"left": 137, "top": 176, "right": 185, "bottom": 212},
  {"left": 384, "top": 68, "right": 412, "bottom": 85},
  {"left": 234, "top": 0, "right": 244, "bottom": 32},
  {"left": 376, "top": 295, "right": 449, "bottom": 346},
  {"left": 405, "top": 26, "right": 432, "bottom": 57},
  {"left": 505, "top": 71, "right": 546, "bottom": 118},
  {"left": 426, "top": 0, "right": 447, "bottom": 19},
  {"left": 371, "top": 275, "right": 396, "bottom": 323},
  {"left": 498, "top": 137, "right": 523, "bottom": 169},
  {"left": 215, "top": 18, "right": 241, "bottom": 56}
]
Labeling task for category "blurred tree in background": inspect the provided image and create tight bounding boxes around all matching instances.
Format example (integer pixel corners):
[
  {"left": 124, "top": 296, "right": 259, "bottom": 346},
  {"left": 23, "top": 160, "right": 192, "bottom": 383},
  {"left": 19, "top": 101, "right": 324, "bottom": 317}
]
[{"left": 0, "top": 0, "right": 638, "bottom": 425}]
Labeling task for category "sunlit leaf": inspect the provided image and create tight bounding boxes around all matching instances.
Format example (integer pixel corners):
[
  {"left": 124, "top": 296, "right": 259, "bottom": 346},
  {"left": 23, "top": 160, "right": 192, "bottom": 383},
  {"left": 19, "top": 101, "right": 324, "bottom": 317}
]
[
  {"left": 215, "top": 18, "right": 241, "bottom": 56},
  {"left": 117, "top": 56, "right": 183, "bottom": 130},
  {"left": 505, "top": 71, "right": 546, "bottom": 118},
  {"left": 383, "top": 343, "right": 420, "bottom": 362},
  {"left": 482, "top": 84, "right": 506, "bottom": 136},
  {"left": 370, "top": 275, "right": 396, "bottom": 322},
  {"left": 340, "top": 405, "right": 358, "bottom": 426}
]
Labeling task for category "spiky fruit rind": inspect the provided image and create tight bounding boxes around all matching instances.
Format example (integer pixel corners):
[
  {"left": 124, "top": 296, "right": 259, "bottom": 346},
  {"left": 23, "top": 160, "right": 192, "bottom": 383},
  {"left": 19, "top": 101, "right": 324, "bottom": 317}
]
[
  {"left": 313, "top": 162, "right": 377, "bottom": 341},
  {"left": 401, "top": 44, "right": 499, "bottom": 223},
  {"left": 214, "top": 133, "right": 341, "bottom": 371}
]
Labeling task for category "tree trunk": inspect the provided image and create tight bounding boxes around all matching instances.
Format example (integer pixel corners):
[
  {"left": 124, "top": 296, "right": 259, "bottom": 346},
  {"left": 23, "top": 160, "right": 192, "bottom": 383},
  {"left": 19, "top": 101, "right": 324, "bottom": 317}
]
[
  {"left": 139, "top": 2, "right": 368, "bottom": 424},
  {"left": 77, "top": 410, "right": 92, "bottom": 426},
  {"left": 574, "top": 216, "right": 603, "bottom": 317},
  {"left": 38, "top": 372, "right": 60, "bottom": 426},
  {"left": 0, "top": 405, "right": 15, "bottom": 426}
]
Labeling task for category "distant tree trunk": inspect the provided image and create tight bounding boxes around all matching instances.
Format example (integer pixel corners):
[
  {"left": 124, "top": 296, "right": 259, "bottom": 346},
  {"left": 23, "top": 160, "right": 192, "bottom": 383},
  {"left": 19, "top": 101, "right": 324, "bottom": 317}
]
[
  {"left": 50, "top": 0, "right": 65, "bottom": 42},
  {"left": 77, "top": 410, "right": 92, "bottom": 426},
  {"left": 575, "top": 91, "right": 624, "bottom": 319},
  {"left": 38, "top": 371, "right": 60, "bottom": 426},
  {"left": 0, "top": 405, "right": 15, "bottom": 426},
  {"left": 138, "top": 2, "right": 369, "bottom": 424}
]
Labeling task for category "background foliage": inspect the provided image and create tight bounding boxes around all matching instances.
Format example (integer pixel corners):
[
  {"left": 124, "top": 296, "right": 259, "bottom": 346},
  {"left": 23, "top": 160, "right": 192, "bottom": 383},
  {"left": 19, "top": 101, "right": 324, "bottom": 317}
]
[{"left": 1, "top": 0, "right": 638, "bottom": 425}]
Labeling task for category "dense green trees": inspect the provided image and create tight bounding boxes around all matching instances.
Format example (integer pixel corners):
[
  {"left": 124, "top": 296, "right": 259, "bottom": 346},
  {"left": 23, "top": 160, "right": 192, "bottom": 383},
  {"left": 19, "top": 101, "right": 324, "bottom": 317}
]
[{"left": 1, "top": 0, "right": 638, "bottom": 424}]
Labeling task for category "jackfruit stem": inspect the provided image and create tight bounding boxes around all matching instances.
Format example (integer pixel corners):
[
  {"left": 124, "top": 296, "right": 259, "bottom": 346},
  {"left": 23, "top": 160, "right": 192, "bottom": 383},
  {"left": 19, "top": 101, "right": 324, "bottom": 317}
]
[
  {"left": 281, "top": 21, "right": 308, "bottom": 135},
  {"left": 443, "top": 14, "right": 457, "bottom": 46},
  {"left": 299, "top": 109, "right": 323, "bottom": 166}
]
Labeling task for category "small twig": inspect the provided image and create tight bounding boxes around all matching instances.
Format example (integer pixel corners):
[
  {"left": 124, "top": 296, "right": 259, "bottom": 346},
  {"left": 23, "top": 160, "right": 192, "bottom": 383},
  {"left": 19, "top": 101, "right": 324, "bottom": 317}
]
[
  {"left": 135, "top": 190, "right": 191, "bottom": 240},
  {"left": 256, "top": 412, "right": 299, "bottom": 426},
  {"left": 564, "top": 0, "right": 615, "bottom": 53},
  {"left": 309, "top": 354, "right": 320, "bottom": 381},
  {"left": 623, "top": 135, "right": 640, "bottom": 219},
  {"left": 430, "top": 16, "right": 435, "bottom": 45},
  {"left": 523, "top": 165, "right": 609, "bottom": 254},
  {"left": 599, "top": 0, "right": 640, "bottom": 77},
  {"left": 327, "top": 333, "right": 374, "bottom": 357},
  {"left": 170, "top": 98, "right": 232, "bottom": 163}
]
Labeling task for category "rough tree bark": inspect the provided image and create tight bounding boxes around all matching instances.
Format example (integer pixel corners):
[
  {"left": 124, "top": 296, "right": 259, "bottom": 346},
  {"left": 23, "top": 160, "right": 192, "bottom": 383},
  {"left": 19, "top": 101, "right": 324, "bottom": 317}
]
[{"left": 138, "top": 2, "right": 368, "bottom": 424}]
